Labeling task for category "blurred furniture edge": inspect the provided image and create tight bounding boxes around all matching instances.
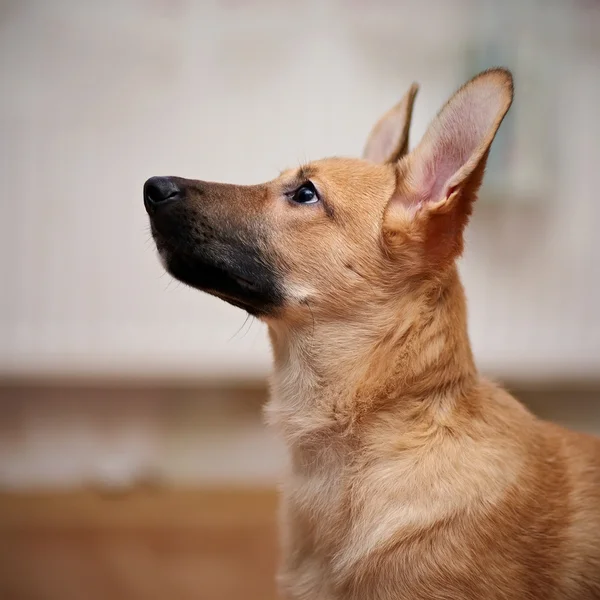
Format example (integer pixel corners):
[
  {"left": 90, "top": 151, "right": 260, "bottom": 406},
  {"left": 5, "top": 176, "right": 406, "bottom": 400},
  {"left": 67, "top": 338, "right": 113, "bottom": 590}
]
[
  {"left": 0, "top": 377, "right": 599, "bottom": 437},
  {"left": 0, "top": 377, "right": 598, "bottom": 493},
  {"left": 1, "top": 375, "right": 600, "bottom": 406}
]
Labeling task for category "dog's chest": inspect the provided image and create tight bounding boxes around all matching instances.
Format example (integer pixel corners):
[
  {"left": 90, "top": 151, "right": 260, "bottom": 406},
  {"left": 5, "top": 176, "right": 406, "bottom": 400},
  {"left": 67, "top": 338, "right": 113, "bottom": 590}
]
[
  {"left": 280, "top": 446, "right": 352, "bottom": 594},
  {"left": 267, "top": 375, "right": 353, "bottom": 541},
  {"left": 286, "top": 447, "right": 348, "bottom": 528}
]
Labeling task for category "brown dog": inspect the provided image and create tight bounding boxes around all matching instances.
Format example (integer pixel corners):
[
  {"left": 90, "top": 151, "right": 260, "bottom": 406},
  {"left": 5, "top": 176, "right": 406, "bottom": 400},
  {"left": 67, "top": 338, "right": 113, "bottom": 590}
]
[{"left": 144, "top": 69, "right": 600, "bottom": 599}]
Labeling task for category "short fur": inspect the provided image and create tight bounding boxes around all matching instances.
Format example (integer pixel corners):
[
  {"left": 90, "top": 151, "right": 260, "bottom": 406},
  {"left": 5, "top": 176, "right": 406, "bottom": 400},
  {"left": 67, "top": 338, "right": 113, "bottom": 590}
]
[{"left": 146, "top": 68, "right": 600, "bottom": 599}]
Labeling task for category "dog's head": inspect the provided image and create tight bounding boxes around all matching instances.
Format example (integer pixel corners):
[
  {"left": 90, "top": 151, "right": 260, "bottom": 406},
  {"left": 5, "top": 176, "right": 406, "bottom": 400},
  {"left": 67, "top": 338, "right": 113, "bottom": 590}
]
[{"left": 145, "top": 69, "right": 512, "bottom": 323}]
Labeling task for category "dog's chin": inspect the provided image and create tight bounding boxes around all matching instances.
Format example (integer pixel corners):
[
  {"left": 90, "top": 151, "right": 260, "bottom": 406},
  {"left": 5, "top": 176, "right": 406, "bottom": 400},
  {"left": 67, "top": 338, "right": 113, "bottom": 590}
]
[{"left": 159, "top": 248, "right": 281, "bottom": 318}]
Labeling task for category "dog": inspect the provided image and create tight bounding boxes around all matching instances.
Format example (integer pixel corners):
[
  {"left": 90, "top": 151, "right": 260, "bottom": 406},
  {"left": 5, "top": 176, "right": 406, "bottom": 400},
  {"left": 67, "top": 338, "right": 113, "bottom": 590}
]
[{"left": 144, "top": 68, "right": 600, "bottom": 599}]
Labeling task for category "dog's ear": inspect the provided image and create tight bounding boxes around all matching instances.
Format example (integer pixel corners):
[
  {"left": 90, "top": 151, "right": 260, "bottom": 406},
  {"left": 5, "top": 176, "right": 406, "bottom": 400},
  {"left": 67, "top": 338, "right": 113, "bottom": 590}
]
[
  {"left": 384, "top": 69, "right": 513, "bottom": 265},
  {"left": 363, "top": 83, "right": 419, "bottom": 164}
]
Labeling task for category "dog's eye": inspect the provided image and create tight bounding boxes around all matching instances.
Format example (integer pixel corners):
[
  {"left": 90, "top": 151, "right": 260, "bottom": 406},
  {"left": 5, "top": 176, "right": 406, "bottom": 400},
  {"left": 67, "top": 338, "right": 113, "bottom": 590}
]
[{"left": 291, "top": 182, "right": 319, "bottom": 205}]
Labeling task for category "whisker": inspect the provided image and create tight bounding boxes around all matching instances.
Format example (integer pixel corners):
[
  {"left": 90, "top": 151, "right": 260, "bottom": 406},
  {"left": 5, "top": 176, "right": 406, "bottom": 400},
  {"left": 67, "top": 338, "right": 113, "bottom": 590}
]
[{"left": 229, "top": 313, "right": 252, "bottom": 341}]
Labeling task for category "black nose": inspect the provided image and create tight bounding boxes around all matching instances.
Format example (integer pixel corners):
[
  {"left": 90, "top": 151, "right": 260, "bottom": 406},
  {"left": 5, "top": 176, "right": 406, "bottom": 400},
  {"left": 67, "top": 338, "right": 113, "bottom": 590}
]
[{"left": 144, "top": 176, "right": 182, "bottom": 214}]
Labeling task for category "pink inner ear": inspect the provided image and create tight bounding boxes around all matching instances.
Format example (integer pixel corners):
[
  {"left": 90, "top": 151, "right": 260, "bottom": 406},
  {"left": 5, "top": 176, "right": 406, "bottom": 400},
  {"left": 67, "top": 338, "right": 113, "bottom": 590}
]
[
  {"left": 423, "top": 142, "right": 469, "bottom": 203},
  {"left": 415, "top": 82, "right": 505, "bottom": 204}
]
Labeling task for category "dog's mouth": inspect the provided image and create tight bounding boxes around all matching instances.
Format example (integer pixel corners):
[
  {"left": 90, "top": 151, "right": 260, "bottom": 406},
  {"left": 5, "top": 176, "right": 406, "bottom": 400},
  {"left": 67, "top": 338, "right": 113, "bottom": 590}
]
[
  {"left": 152, "top": 225, "right": 282, "bottom": 317},
  {"left": 166, "top": 252, "right": 267, "bottom": 314}
]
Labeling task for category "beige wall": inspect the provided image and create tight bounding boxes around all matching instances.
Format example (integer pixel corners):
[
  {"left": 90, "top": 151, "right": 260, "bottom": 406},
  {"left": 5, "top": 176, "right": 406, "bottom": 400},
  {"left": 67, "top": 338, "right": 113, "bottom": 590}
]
[{"left": 0, "top": 0, "right": 599, "bottom": 381}]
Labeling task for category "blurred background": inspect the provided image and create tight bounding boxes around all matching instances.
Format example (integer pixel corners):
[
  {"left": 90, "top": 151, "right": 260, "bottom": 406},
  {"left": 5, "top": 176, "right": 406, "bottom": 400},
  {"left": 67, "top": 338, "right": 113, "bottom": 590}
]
[{"left": 0, "top": 0, "right": 599, "bottom": 598}]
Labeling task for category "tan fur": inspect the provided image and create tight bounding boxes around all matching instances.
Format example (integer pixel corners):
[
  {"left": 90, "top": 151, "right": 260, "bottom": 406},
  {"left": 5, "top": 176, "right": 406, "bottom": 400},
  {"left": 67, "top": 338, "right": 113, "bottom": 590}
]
[
  {"left": 151, "top": 68, "right": 600, "bottom": 598},
  {"left": 263, "top": 70, "right": 600, "bottom": 599}
]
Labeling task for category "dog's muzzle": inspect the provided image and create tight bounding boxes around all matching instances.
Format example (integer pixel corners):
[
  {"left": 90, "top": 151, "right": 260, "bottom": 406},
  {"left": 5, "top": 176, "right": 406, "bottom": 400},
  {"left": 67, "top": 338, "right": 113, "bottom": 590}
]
[{"left": 143, "top": 175, "right": 284, "bottom": 317}]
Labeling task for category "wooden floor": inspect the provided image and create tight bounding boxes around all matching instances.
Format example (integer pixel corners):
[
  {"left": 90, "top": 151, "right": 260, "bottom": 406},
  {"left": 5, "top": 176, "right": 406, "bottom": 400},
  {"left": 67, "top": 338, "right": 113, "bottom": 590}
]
[{"left": 0, "top": 488, "right": 279, "bottom": 600}]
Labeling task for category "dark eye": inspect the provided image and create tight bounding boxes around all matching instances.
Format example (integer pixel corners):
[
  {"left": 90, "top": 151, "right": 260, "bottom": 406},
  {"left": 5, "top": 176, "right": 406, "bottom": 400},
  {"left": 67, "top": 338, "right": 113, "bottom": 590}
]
[{"left": 291, "top": 182, "right": 319, "bottom": 205}]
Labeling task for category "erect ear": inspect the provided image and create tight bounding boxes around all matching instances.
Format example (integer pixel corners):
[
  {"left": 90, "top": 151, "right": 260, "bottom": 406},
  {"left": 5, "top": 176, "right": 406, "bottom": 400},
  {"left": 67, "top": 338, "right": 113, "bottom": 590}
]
[
  {"left": 398, "top": 68, "right": 513, "bottom": 217},
  {"left": 384, "top": 69, "right": 513, "bottom": 262},
  {"left": 363, "top": 83, "right": 419, "bottom": 164}
]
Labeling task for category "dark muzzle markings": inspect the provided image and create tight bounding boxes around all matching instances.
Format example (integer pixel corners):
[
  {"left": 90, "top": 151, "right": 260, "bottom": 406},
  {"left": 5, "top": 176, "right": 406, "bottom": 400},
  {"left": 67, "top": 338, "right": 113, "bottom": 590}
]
[{"left": 144, "top": 175, "right": 284, "bottom": 316}]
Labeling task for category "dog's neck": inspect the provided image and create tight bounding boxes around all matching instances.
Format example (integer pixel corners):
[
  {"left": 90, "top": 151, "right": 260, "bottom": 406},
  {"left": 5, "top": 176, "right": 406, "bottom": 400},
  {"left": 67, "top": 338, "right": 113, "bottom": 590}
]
[{"left": 266, "top": 266, "right": 477, "bottom": 452}]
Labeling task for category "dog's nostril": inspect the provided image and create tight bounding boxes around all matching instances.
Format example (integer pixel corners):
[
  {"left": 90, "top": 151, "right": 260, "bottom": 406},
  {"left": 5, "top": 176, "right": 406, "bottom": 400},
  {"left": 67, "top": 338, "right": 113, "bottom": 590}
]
[{"left": 144, "top": 176, "right": 182, "bottom": 213}]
